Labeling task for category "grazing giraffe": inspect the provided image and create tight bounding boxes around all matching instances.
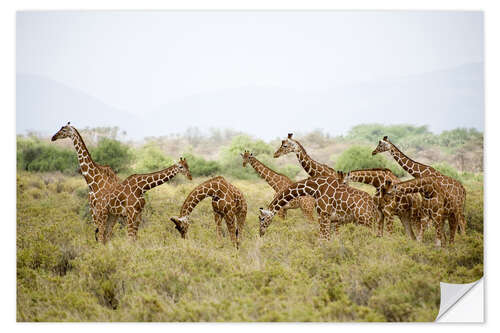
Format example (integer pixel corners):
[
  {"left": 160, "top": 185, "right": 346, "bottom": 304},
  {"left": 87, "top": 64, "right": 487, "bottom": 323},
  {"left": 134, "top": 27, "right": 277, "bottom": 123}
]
[
  {"left": 170, "top": 176, "right": 247, "bottom": 249},
  {"left": 372, "top": 136, "right": 466, "bottom": 242},
  {"left": 343, "top": 168, "right": 428, "bottom": 239},
  {"left": 258, "top": 175, "right": 380, "bottom": 240},
  {"left": 241, "top": 150, "right": 314, "bottom": 222},
  {"left": 94, "top": 157, "right": 192, "bottom": 243},
  {"left": 381, "top": 177, "right": 447, "bottom": 247},
  {"left": 273, "top": 133, "right": 338, "bottom": 178},
  {"left": 51, "top": 122, "right": 121, "bottom": 224}
]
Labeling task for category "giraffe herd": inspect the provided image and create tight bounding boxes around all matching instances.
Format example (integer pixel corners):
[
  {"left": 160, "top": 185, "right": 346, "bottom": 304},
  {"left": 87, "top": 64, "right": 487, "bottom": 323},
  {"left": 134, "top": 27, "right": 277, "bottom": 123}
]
[{"left": 51, "top": 123, "right": 467, "bottom": 249}]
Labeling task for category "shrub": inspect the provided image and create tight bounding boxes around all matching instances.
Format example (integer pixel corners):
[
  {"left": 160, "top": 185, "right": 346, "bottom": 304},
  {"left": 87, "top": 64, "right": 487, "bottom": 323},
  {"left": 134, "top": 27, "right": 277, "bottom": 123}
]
[
  {"left": 432, "top": 162, "right": 460, "bottom": 180},
  {"left": 133, "top": 144, "right": 173, "bottom": 173},
  {"left": 182, "top": 153, "right": 221, "bottom": 177},
  {"left": 91, "top": 138, "right": 132, "bottom": 173},
  {"left": 17, "top": 137, "right": 77, "bottom": 173},
  {"left": 334, "top": 146, "right": 405, "bottom": 177}
]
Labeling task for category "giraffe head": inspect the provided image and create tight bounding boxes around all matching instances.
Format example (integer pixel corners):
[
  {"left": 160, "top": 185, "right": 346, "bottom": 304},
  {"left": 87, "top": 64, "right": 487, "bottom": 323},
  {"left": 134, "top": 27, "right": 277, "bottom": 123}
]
[
  {"left": 51, "top": 122, "right": 75, "bottom": 141},
  {"left": 258, "top": 207, "right": 275, "bottom": 237},
  {"left": 372, "top": 136, "right": 392, "bottom": 155},
  {"left": 170, "top": 216, "right": 190, "bottom": 238},
  {"left": 273, "top": 133, "right": 300, "bottom": 158},
  {"left": 240, "top": 150, "right": 254, "bottom": 167},
  {"left": 177, "top": 157, "right": 192, "bottom": 180}
]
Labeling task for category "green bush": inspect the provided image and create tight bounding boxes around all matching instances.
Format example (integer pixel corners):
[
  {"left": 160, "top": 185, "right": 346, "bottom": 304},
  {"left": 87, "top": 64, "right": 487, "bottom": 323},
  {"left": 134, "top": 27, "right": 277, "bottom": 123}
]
[
  {"left": 182, "top": 153, "right": 221, "bottom": 177},
  {"left": 133, "top": 144, "right": 173, "bottom": 173},
  {"left": 91, "top": 138, "right": 132, "bottom": 173},
  {"left": 17, "top": 137, "right": 77, "bottom": 173},
  {"left": 432, "top": 162, "right": 460, "bottom": 180},
  {"left": 334, "top": 146, "right": 405, "bottom": 177}
]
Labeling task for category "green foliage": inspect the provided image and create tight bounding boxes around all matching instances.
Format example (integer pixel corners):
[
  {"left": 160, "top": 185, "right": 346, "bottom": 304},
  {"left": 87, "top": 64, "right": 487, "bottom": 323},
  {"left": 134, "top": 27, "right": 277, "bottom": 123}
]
[
  {"left": 345, "top": 124, "right": 432, "bottom": 144},
  {"left": 438, "top": 128, "right": 482, "bottom": 148},
  {"left": 133, "top": 144, "right": 173, "bottom": 174},
  {"left": 91, "top": 138, "right": 133, "bottom": 173},
  {"left": 17, "top": 137, "right": 78, "bottom": 173},
  {"left": 432, "top": 162, "right": 460, "bottom": 180},
  {"left": 182, "top": 153, "right": 221, "bottom": 177},
  {"left": 17, "top": 172, "right": 483, "bottom": 322},
  {"left": 334, "top": 146, "right": 405, "bottom": 177}
]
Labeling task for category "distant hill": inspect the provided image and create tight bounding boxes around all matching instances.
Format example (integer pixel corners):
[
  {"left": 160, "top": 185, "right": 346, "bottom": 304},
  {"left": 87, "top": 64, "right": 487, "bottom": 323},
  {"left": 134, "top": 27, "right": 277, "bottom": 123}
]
[
  {"left": 16, "top": 74, "right": 143, "bottom": 138},
  {"left": 17, "top": 63, "right": 483, "bottom": 140}
]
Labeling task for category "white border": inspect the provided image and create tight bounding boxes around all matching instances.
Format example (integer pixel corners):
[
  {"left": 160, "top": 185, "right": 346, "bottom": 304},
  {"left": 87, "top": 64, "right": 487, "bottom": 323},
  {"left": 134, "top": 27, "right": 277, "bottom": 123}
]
[{"left": 3, "top": 0, "right": 497, "bottom": 331}]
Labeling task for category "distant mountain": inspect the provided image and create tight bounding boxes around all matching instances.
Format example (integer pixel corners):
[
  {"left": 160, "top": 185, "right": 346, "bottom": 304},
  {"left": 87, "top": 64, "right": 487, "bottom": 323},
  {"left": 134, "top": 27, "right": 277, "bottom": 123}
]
[
  {"left": 144, "top": 62, "right": 483, "bottom": 140},
  {"left": 16, "top": 74, "right": 143, "bottom": 138},
  {"left": 16, "top": 62, "right": 483, "bottom": 140}
]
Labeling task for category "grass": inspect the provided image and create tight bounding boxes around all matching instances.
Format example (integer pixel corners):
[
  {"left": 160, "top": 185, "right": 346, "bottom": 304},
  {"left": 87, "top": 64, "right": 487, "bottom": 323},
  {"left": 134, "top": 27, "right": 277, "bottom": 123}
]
[{"left": 16, "top": 171, "right": 483, "bottom": 322}]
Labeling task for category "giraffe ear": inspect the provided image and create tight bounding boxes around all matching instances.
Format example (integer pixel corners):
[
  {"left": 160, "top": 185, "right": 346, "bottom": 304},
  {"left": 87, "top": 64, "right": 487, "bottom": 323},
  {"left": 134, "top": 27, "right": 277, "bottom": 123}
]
[
  {"left": 250, "top": 152, "right": 254, "bottom": 157},
  {"left": 383, "top": 136, "right": 388, "bottom": 141},
  {"left": 288, "top": 133, "right": 293, "bottom": 139},
  {"left": 259, "top": 207, "right": 264, "bottom": 211},
  {"left": 67, "top": 121, "right": 71, "bottom": 126}
]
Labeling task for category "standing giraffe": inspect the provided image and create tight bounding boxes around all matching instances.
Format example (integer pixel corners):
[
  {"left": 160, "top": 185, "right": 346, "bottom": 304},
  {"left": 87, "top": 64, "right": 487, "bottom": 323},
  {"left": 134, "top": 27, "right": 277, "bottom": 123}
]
[
  {"left": 170, "top": 176, "right": 247, "bottom": 249},
  {"left": 343, "top": 168, "right": 428, "bottom": 239},
  {"left": 372, "top": 136, "right": 466, "bottom": 243},
  {"left": 258, "top": 176, "right": 380, "bottom": 240},
  {"left": 94, "top": 157, "right": 192, "bottom": 243},
  {"left": 241, "top": 150, "right": 314, "bottom": 222},
  {"left": 273, "top": 133, "right": 338, "bottom": 178},
  {"left": 381, "top": 177, "right": 447, "bottom": 247},
  {"left": 51, "top": 122, "right": 121, "bottom": 224}
]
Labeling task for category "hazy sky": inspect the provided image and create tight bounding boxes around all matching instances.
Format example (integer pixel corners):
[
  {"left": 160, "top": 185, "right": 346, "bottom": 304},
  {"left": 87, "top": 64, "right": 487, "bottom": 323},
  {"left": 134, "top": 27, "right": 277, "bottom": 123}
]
[{"left": 16, "top": 11, "right": 484, "bottom": 139}]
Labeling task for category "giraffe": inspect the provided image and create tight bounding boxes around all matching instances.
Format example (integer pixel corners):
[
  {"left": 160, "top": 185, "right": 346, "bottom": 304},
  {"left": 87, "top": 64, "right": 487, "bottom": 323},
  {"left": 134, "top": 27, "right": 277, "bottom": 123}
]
[
  {"left": 51, "top": 122, "right": 121, "bottom": 225},
  {"left": 380, "top": 177, "right": 447, "bottom": 247},
  {"left": 241, "top": 150, "right": 314, "bottom": 222},
  {"left": 273, "top": 133, "right": 338, "bottom": 178},
  {"left": 170, "top": 176, "right": 247, "bottom": 249},
  {"left": 343, "top": 168, "right": 429, "bottom": 239},
  {"left": 93, "top": 157, "right": 192, "bottom": 243},
  {"left": 258, "top": 175, "right": 381, "bottom": 240},
  {"left": 372, "top": 136, "right": 466, "bottom": 242}
]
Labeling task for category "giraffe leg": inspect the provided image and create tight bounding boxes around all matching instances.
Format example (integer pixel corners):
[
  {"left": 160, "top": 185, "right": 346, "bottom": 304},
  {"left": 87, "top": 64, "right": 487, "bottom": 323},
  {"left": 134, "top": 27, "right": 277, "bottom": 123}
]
[
  {"left": 448, "top": 214, "right": 458, "bottom": 245},
  {"left": 236, "top": 203, "right": 247, "bottom": 242},
  {"left": 224, "top": 214, "right": 239, "bottom": 249},
  {"left": 104, "top": 215, "right": 118, "bottom": 241},
  {"left": 318, "top": 213, "right": 331, "bottom": 241},
  {"left": 401, "top": 216, "right": 416, "bottom": 240},
  {"left": 126, "top": 209, "right": 140, "bottom": 241},
  {"left": 457, "top": 209, "right": 466, "bottom": 236},
  {"left": 214, "top": 212, "right": 223, "bottom": 242},
  {"left": 432, "top": 212, "right": 445, "bottom": 248},
  {"left": 385, "top": 215, "right": 395, "bottom": 234},
  {"left": 95, "top": 210, "right": 108, "bottom": 244},
  {"left": 299, "top": 197, "right": 315, "bottom": 223}
]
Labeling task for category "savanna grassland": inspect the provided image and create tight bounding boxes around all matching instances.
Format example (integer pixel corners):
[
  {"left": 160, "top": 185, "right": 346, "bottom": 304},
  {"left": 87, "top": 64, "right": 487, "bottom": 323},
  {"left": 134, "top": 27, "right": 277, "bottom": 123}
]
[{"left": 17, "top": 125, "right": 483, "bottom": 322}]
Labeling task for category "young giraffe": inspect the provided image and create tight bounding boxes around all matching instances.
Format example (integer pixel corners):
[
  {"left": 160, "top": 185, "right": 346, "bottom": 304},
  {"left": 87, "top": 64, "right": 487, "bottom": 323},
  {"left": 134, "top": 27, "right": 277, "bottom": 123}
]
[
  {"left": 258, "top": 175, "right": 380, "bottom": 240},
  {"left": 51, "top": 122, "right": 121, "bottom": 224},
  {"left": 241, "top": 150, "right": 314, "bottom": 222},
  {"left": 381, "top": 177, "right": 447, "bottom": 247},
  {"left": 94, "top": 157, "right": 192, "bottom": 243},
  {"left": 273, "top": 133, "right": 338, "bottom": 178},
  {"left": 170, "top": 176, "right": 247, "bottom": 249},
  {"left": 373, "top": 136, "right": 466, "bottom": 243},
  {"left": 343, "top": 168, "right": 428, "bottom": 239}
]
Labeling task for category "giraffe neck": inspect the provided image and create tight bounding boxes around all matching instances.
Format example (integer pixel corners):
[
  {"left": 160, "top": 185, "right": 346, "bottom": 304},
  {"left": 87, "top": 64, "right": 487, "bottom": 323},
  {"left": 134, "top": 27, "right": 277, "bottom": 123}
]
[
  {"left": 269, "top": 178, "right": 320, "bottom": 214},
  {"left": 70, "top": 129, "right": 99, "bottom": 191},
  {"left": 349, "top": 170, "right": 398, "bottom": 189},
  {"left": 388, "top": 144, "right": 436, "bottom": 177},
  {"left": 294, "top": 141, "right": 335, "bottom": 177},
  {"left": 134, "top": 164, "right": 180, "bottom": 194},
  {"left": 179, "top": 181, "right": 218, "bottom": 217},
  {"left": 248, "top": 156, "right": 287, "bottom": 192}
]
